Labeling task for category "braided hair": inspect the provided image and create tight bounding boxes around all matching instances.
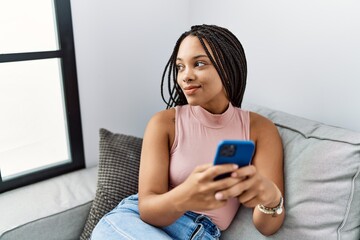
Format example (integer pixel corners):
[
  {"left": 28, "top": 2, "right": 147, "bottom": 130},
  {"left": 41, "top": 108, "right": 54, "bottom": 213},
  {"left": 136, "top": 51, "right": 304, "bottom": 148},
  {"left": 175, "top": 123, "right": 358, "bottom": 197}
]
[{"left": 161, "top": 24, "right": 247, "bottom": 109}]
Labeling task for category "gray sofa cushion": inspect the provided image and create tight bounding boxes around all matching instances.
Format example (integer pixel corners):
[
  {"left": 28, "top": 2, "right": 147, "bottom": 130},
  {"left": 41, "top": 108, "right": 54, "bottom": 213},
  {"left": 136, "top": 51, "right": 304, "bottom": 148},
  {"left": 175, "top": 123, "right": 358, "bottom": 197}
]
[
  {"left": 222, "top": 103, "right": 360, "bottom": 239},
  {"left": 1, "top": 202, "right": 92, "bottom": 240},
  {"left": 0, "top": 166, "right": 97, "bottom": 240},
  {"left": 80, "top": 129, "right": 142, "bottom": 240}
]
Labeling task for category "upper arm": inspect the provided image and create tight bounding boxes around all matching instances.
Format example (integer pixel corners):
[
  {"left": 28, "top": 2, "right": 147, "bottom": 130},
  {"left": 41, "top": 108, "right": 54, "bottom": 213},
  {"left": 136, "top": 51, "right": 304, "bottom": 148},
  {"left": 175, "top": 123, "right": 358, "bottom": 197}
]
[
  {"left": 138, "top": 109, "right": 175, "bottom": 199},
  {"left": 250, "top": 112, "right": 284, "bottom": 194}
]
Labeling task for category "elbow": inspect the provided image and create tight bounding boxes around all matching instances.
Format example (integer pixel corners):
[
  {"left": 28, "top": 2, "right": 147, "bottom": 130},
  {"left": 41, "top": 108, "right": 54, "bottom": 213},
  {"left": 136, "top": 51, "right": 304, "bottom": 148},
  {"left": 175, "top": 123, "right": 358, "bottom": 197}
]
[
  {"left": 138, "top": 210, "right": 151, "bottom": 225},
  {"left": 256, "top": 222, "right": 283, "bottom": 236},
  {"left": 254, "top": 210, "right": 285, "bottom": 236},
  {"left": 258, "top": 228, "right": 278, "bottom": 237},
  {"left": 138, "top": 201, "right": 166, "bottom": 227},
  {"left": 138, "top": 202, "right": 151, "bottom": 224},
  {"left": 256, "top": 220, "right": 284, "bottom": 237}
]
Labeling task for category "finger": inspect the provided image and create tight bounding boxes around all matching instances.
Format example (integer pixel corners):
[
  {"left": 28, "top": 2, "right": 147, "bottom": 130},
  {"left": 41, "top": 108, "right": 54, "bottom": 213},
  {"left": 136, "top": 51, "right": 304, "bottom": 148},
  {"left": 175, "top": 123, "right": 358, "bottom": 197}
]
[
  {"left": 241, "top": 196, "right": 259, "bottom": 208},
  {"left": 214, "top": 182, "right": 247, "bottom": 200},
  {"left": 231, "top": 165, "right": 256, "bottom": 178},
  {"left": 205, "top": 164, "right": 239, "bottom": 180},
  {"left": 238, "top": 189, "right": 257, "bottom": 204},
  {"left": 210, "top": 176, "right": 243, "bottom": 193},
  {"left": 215, "top": 176, "right": 257, "bottom": 200},
  {"left": 214, "top": 184, "right": 243, "bottom": 200}
]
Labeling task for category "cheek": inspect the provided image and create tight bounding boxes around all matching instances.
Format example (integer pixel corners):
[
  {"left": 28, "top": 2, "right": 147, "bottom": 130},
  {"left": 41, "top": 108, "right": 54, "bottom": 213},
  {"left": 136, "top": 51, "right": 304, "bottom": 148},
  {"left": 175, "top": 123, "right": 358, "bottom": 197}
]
[
  {"left": 212, "top": 78, "right": 224, "bottom": 92},
  {"left": 212, "top": 79, "right": 227, "bottom": 97},
  {"left": 177, "top": 71, "right": 185, "bottom": 84},
  {"left": 176, "top": 75, "right": 182, "bottom": 86}
]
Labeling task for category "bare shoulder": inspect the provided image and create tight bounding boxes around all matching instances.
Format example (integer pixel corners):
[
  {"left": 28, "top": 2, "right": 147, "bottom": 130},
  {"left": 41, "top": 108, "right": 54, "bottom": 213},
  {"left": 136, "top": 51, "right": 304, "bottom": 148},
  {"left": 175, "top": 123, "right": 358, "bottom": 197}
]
[
  {"left": 145, "top": 108, "right": 176, "bottom": 148},
  {"left": 249, "top": 111, "right": 283, "bottom": 162},
  {"left": 147, "top": 108, "right": 175, "bottom": 130},
  {"left": 249, "top": 111, "right": 280, "bottom": 142}
]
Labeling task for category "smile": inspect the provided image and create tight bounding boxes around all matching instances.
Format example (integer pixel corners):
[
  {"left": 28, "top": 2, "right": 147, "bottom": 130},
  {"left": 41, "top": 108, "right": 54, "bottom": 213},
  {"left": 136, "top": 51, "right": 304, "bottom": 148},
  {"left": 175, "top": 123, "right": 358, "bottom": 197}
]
[{"left": 183, "top": 85, "right": 201, "bottom": 95}]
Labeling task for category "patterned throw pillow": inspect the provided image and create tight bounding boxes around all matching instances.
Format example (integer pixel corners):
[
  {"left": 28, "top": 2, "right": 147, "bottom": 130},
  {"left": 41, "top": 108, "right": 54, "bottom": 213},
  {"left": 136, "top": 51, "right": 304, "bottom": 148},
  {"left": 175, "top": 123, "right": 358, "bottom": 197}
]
[{"left": 80, "top": 128, "right": 142, "bottom": 240}]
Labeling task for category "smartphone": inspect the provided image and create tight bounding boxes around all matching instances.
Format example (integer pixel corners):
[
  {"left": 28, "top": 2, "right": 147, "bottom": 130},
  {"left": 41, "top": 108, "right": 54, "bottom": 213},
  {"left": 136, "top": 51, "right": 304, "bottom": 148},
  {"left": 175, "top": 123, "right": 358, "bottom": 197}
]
[{"left": 213, "top": 140, "right": 255, "bottom": 180}]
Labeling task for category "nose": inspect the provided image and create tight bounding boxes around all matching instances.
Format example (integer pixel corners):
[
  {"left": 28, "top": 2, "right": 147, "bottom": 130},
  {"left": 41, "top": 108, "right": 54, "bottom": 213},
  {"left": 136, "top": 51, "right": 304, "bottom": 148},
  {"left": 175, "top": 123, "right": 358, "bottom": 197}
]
[{"left": 182, "top": 67, "right": 195, "bottom": 83}]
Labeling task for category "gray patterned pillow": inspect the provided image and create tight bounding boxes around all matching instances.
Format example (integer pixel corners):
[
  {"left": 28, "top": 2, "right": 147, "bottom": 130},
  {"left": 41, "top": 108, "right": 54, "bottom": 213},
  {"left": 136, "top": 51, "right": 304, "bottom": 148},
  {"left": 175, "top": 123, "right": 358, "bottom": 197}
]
[{"left": 80, "top": 128, "right": 142, "bottom": 240}]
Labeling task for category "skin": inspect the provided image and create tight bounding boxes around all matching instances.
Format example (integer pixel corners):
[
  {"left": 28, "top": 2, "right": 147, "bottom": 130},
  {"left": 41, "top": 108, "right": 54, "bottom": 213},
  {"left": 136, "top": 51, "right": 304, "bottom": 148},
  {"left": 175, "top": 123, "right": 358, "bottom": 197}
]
[{"left": 138, "top": 36, "right": 285, "bottom": 236}]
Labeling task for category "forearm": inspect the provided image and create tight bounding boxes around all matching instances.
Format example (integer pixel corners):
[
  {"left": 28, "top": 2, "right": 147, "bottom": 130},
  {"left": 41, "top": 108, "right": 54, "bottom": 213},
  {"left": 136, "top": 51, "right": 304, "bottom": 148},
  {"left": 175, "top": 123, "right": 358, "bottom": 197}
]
[
  {"left": 138, "top": 188, "right": 186, "bottom": 227},
  {"left": 253, "top": 206, "right": 285, "bottom": 236}
]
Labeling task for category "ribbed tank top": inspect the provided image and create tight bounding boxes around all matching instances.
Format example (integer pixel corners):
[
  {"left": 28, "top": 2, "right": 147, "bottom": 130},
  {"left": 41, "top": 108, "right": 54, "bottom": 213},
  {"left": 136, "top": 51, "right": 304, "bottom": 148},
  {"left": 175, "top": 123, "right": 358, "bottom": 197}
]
[{"left": 169, "top": 103, "right": 250, "bottom": 230}]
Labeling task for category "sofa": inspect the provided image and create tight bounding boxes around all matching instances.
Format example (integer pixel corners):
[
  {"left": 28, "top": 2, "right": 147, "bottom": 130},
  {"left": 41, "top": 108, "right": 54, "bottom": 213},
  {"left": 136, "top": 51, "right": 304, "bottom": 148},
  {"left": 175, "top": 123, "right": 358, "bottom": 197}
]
[{"left": 1, "top": 103, "right": 359, "bottom": 240}]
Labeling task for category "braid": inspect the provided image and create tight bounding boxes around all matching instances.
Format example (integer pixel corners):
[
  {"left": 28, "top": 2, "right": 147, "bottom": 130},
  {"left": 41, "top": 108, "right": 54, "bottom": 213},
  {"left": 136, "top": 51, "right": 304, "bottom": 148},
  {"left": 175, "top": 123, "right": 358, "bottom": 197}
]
[{"left": 161, "top": 24, "right": 247, "bottom": 109}]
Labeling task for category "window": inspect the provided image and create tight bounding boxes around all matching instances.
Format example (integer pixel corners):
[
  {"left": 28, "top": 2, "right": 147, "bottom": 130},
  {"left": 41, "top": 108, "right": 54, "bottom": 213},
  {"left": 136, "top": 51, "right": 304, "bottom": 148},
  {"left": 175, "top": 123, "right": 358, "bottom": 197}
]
[{"left": 0, "top": 0, "right": 85, "bottom": 193}]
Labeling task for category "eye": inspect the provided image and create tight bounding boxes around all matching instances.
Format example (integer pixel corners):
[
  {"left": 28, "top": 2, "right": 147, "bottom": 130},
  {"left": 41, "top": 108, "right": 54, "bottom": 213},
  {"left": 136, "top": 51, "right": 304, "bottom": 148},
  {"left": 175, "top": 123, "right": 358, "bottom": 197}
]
[
  {"left": 195, "top": 61, "right": 205, "bottom": 67},
  {"left": 176, "top": 64, "right": 184, "bottom": 71}
]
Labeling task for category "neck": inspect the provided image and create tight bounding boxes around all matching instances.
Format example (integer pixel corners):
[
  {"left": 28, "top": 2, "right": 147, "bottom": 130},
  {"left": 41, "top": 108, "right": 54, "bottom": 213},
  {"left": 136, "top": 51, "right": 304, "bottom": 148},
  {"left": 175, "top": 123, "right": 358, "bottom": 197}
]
[{"left": 201, "top": 101, "right": 230, "bottom": 114}]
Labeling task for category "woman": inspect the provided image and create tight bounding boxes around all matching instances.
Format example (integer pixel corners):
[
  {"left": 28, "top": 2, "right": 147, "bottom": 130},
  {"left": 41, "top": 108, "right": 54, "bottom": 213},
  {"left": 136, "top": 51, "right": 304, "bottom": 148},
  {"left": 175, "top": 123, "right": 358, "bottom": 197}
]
[{"left": 91, "top": 24, "right": 284, "bottom": 240}]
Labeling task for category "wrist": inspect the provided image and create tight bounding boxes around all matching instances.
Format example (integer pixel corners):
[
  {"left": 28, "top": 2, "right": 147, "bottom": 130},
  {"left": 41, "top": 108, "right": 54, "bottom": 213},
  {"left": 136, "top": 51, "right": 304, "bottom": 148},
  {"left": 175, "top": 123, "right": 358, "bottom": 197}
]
[
  {"left": 267, "top": 187, "right": 283, "bottom": 208},
  {"left": 170, "top": 186, "right": 188, "bottom": 213},
  {"left": 257, "top": 189, "right": 284, "bottom": 216}
]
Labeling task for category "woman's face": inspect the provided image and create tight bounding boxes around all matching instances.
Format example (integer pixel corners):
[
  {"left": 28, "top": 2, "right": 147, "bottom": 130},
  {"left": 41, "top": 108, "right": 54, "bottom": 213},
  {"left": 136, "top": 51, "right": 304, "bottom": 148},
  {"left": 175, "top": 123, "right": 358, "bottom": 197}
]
[{"left": 176, "top": 36, "right": 229, "bottom": 114}]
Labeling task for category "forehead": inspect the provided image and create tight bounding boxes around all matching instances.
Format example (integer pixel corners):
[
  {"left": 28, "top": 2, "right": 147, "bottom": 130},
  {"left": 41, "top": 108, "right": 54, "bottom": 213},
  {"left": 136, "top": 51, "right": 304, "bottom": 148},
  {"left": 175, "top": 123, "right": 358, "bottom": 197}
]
[{"left": 177, "top": 35, "right": 213, "bottom": 59}]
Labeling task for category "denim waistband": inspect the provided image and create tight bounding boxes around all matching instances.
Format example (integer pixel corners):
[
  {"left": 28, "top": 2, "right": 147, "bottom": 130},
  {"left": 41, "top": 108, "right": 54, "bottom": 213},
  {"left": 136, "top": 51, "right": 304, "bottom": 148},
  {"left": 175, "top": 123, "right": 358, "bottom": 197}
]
[{"left": 185, "top": 211, "right": 221, "bottom": 237}]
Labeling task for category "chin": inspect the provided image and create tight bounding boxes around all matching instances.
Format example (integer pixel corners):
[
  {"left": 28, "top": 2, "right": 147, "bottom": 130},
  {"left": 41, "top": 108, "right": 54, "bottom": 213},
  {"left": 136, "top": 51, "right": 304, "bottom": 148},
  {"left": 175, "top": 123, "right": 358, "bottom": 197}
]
[{"left": 185, "top": 99, "right": 201, "bottom": 106}]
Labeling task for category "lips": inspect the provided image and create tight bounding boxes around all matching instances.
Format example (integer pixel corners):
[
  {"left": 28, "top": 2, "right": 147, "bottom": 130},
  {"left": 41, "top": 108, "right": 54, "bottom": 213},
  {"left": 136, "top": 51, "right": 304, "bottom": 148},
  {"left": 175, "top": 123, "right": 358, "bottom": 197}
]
[{"left": 183, "top": 85, "right": 201, "bottom": 95}]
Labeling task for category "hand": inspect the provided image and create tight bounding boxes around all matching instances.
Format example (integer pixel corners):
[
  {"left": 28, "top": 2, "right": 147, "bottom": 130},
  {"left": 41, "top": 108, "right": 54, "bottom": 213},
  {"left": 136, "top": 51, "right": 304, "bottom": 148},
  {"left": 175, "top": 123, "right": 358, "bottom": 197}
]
[
  {"left": 174, "top": 163, "right": 243, "bottom": 212},
  {"left": 213, "top": 165, "right": 281, "bottom": 208}
]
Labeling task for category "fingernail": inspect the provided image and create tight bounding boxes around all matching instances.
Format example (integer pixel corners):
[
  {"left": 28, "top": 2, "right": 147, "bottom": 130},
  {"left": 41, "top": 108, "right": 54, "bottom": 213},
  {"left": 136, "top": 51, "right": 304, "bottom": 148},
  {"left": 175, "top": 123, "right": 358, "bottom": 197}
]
[
  {"left": 215, "top": 192, "right": 223, "bottom": 200},
  {"left": 233, "top": 164, "right": 239, "bottom": 169},
  {"left": 231, "top": 172, "right": 237, "bottom": 177}
]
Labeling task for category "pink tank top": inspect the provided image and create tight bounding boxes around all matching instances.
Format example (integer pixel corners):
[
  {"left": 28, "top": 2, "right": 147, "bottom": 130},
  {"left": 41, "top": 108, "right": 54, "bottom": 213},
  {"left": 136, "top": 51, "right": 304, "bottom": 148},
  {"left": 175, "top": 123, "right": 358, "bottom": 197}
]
[{"left": 169, "top": 103, "right": 250, "bottom": 230}]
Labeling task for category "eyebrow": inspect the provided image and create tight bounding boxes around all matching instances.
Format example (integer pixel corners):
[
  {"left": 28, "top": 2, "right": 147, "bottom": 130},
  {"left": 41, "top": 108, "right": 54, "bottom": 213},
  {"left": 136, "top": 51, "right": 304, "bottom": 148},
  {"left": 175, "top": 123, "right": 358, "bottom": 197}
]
[{"left": 176, "top": 54, "right": 209, "bottom": 61}]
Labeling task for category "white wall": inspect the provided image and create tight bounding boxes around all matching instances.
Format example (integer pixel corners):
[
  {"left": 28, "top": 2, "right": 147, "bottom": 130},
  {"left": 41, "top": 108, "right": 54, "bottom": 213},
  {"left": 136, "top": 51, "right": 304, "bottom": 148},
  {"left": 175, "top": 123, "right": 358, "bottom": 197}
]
[
  {"left": 189, "top": 0, "right": 360, "bottom": 132},
  {"left": 71, "top": 0, "right": 360, "bottom": 167},
  {"left": 70, "top": 0, "right": 189, "bottom": 167}
]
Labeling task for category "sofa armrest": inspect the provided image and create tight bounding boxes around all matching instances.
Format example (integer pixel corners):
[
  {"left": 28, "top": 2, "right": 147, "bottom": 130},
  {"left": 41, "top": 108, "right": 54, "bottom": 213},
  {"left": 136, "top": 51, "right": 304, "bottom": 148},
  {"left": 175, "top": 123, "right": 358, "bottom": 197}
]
[{"left": 0, "top": 166, "right": 97, "bottom": 240}]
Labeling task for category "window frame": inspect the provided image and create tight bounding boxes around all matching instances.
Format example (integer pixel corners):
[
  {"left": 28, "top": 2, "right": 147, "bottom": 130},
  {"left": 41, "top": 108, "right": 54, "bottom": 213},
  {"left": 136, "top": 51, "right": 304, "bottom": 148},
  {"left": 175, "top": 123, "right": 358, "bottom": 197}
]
[{"left": 0, "top": 0, "right": 85, "bottom": 193}]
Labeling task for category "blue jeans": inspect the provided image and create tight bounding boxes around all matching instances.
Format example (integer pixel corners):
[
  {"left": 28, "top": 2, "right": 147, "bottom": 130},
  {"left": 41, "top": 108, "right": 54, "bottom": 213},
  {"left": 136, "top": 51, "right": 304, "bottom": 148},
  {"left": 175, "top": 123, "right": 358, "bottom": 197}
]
[{"left": 91, "top": 194, "right": 221, "bottom": 240}]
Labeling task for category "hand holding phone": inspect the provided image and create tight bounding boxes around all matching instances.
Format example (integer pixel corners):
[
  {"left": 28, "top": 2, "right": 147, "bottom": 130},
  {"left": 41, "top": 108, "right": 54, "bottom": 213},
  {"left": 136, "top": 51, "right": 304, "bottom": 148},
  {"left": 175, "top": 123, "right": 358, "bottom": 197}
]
[{"left": 213, "top": 140, "right": 255, "bottom": 180}]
